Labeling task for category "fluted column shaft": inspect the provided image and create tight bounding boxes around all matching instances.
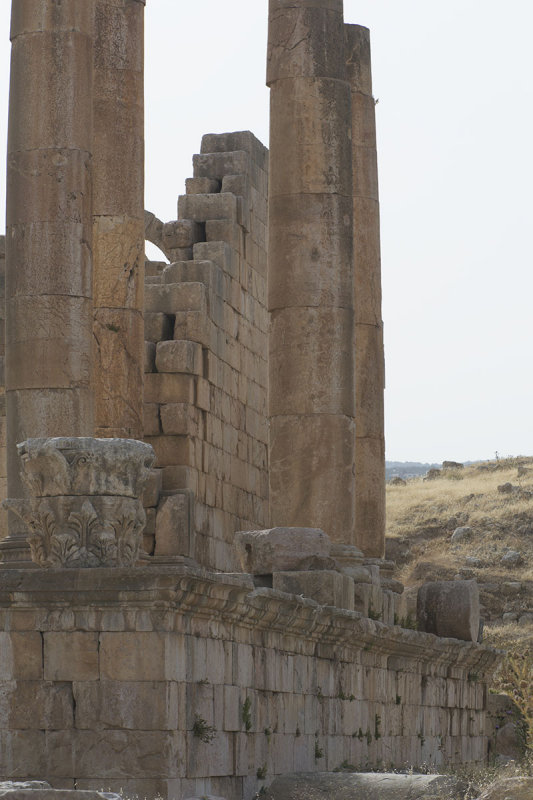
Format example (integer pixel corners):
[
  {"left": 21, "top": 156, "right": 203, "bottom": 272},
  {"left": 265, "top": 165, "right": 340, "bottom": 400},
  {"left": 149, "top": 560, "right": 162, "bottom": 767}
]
[
  {"left": 345, "top": 24, "right": 385, "bottom": 557},
  {"left": 4, "top": 0, "right": 95, "bottom": 556},
  {"left": 267, "top": 0, "right": 356, "bottom": 542},
  {"left": 92, "top": 0, "right": 145, "bottom": 439}
]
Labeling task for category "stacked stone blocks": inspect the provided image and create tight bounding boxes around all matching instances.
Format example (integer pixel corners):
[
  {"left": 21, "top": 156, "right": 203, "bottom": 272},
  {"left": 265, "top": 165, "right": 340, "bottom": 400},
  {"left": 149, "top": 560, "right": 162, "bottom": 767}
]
[
  {"left": 0, "top": 567, "right": 498, "bottom": 800},
  {"left": 143, "top": 132, "right": 269, "bottom": 571}
]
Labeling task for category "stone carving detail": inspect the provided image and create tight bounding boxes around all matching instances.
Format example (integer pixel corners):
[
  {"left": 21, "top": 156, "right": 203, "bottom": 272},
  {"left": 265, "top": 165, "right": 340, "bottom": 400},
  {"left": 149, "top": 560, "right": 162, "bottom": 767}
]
[{"left": 3, "top": 438, "right": 155, "bottom": 569}]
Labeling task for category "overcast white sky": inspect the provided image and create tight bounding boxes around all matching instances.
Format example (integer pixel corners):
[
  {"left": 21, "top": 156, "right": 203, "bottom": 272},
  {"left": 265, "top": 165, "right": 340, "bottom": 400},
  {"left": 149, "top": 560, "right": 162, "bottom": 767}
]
[{"left": 1, "top": 1, "right": 532, "bottom": 464}]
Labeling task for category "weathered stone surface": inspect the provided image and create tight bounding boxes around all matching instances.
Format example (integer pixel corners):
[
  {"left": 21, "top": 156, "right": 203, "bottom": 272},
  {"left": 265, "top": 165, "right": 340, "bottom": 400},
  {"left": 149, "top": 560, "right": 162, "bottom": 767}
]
[
  {"left": 269, "top": 415, "right": 355, "bottom": 543},
  {"left": 155, "top": 492, "right": 194, "bottom": 559},
  {"left": 235, "top": 527, "right": 331, "bottom": 574},
  {"left": 264, "top": 772, "right": 468, "bottom": 800},
  {"left": 417, "top": 580, "right": 480, "bottom": 642},
  {"left": 156, "top": 341, "right": 203, "bottom": 376},
  {"left": 44, "top": 633, "right": 99, "bottom": 682},
  {"left": 273, "top": 570, "right": 354, "bottom": 610},
  {"left": 14, "top": 438, "right": 155, "bottom": 499},
  {"left": 269, "top": 307, "right": 355, "bottom": 416}
]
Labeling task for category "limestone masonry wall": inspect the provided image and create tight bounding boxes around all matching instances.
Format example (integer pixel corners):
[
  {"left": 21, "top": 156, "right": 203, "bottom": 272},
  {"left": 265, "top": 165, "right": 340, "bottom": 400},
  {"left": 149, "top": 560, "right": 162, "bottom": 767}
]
[
  {"left": 143, "top": 132, "right": 269, "bottom": 572},
  {"left": 0, "top": 568, "right": 500, "bottom": 800}
]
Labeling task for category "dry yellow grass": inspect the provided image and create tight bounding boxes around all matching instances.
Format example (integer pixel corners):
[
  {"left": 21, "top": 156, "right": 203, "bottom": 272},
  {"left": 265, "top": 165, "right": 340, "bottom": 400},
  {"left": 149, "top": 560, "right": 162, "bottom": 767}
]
[{"left": 386, "top": 457, "right": 533, "bottom": 629}]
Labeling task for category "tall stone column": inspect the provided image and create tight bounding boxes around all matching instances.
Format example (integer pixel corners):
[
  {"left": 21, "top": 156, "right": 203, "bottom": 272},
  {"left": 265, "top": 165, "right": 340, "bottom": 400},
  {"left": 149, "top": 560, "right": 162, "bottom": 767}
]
[
  {"left": 92, "top": 0, "right": 145, "bottom": 439},
  {"left": 345, "top": 25, "right": 386, "bottom": 558},
  {"left": 267, "top": 0, "right": 356, "bottom": 543},
  {"left": 2, "top": 0, "right": 95, "bottom": 562}
]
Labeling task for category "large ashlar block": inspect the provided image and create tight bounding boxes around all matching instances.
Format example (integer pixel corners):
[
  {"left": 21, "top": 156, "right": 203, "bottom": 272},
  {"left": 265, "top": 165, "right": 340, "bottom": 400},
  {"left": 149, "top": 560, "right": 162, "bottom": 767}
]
[
  {"left": 273, "top": 570, "right": 354, "bottom": 611},
  {"left": 156, "top": 341, "right": 203, "bottom": 376},
  {"left": 154, "top": 492, "right": 194, "bottom": 558},
  {"left": 269, "top": 415, "right": 355, "bottom": 543},
  {"left": 6, "top": 149, "right": 92, "bottom": 227},
  {"left": 193, "top": 151, "right": 251, "bottom": 180},
  {"left": 73, "top": 681, "right": 180, "bottom": 731},
  {"left": 160, "top": 404, "right": 202, "bottom": 437},
  {"left": 144, "top": 373, "right": 196, "bottom": 405},
  {"left": 354, "top": 436, "right": 385, "bottom": 558},
  {"left": 269, "top": 307, "right": 355, "bottom": 416},
  {"left": 44, "top": 633, "right": 99, "bottom": 682},
  {"left": 6, "top": 296, "right": 92, "bottom": 390},
  {"left": 417, "top": 580, "right": 480, "bottom": 642},
  {"left": 145, "top": 283, "right": 207, "bottom": 315},
  {"left": 0, "top": 681, "right": 74, "bottom": 730},
  {"left": 267, "top": 3, "right": 345, "bottom": 85},
  {"left": 177, "top": 193, "right": 238, "bottom": 224},
  {"left": 93, "top": 216, "right": 144, "bottom": 309},
  {"left": 269, "top": 78, "right": 352, "bottom": 197},
  {"left": 268, "top": 193, "right": 353, "bottom": 310},
  {"left": 99, "top": 632, "right": 186, "bottom": 682},
  {"left": 0, "top": 632, "right": 43, "bottom": 680},
  {"left": 7, "top": 222, "right": 91, "bottom": 298},
  {"left": 236, "top": 527, "right": 331, "bottom": 574},
  {"left": 355, "top": 323, "right": 385, "bottom": 438},
  {"left": 8, "top": 31, "right": 93, "bottom": 153},
  {"left": 163, "top": 261, "right": 224, "bottom": 298},
  {"left": 93, "top": 308, "right": 144, "bottom": 439}
]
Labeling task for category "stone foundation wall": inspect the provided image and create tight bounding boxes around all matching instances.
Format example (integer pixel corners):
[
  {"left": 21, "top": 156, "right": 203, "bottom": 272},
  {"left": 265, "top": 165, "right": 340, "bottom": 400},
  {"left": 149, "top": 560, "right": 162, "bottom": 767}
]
[
  {"left": 143, "top": 132, "right": 269, "bottom": 571},
  {"left": 0, "top": 567, "right": 500, "bottom": 800}
]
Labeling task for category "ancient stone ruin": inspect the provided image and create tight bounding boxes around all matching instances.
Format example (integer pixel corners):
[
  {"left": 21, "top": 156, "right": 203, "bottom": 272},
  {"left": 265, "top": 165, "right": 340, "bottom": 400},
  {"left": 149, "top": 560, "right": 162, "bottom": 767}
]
[{"left": 0, "top": 1, "right": 501, "bottom": 799}]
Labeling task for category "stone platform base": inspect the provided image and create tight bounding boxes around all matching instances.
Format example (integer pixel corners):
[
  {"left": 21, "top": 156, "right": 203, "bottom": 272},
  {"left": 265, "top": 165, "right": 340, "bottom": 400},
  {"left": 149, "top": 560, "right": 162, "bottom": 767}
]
[{"left": 0, "top": 566, "right": 501, "bottom": 800}]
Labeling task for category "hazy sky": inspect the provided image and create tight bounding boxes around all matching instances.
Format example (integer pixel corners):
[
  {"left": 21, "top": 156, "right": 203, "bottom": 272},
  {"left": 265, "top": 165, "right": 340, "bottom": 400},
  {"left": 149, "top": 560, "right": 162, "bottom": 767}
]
[{"left": 1, "top": 2, "right": 532, "bottom": 464}]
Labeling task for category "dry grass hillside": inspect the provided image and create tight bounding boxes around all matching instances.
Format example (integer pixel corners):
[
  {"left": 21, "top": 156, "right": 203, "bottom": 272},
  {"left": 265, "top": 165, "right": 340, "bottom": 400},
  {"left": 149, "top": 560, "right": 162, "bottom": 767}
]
[{"left": 386, "top": 456, "right": 533, "bottom": 635}]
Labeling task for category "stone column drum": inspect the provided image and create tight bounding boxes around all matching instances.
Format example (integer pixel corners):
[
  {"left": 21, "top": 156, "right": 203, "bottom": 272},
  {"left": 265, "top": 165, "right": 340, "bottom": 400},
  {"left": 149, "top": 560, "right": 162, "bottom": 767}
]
[
  {"left": 92, "top": 0, "right": 146, "bottom": 439},
  {"left": 267, "top": 0, "right": 356, "bottom": 543},
  {"left": 346, "top": 25, "right": 386, "bottom": 558},
  {"left": 3, "top": 1, "right": 95, "bottom": 561}
]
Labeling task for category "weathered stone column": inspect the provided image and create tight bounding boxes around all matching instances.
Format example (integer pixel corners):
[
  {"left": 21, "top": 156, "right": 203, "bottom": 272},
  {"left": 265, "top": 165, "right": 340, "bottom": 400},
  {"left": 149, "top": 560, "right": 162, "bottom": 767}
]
[
  {"left": 345, "top": 25, "right": 386, "bottom": 557},
  {"left": 92, "top": 0, "right": 145, "bottom": 439},
  {"left": 267, "top": 0, "right": 356, "bottom": 543},
  {"left": 3, "top": 1, "right": 95, "bottom": 561}
]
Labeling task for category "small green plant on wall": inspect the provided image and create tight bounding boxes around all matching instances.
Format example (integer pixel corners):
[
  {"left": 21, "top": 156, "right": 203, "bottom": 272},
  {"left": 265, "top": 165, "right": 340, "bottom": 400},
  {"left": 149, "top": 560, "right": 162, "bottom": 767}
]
[{"left": 192, "top": 714, "right": 216, "bottom": 743}]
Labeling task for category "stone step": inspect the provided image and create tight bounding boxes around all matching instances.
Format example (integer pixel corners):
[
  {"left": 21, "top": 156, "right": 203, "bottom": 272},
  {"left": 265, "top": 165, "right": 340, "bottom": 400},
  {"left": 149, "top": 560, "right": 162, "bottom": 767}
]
[
  {"left": 162, "top": 260, "right": 224, "bottom": 298},
  {"left": 177, "top": 192, "right": 238, "bottom": 224},
  {"left": 200, "top": 130, "right": 269, "bottom": 171}
]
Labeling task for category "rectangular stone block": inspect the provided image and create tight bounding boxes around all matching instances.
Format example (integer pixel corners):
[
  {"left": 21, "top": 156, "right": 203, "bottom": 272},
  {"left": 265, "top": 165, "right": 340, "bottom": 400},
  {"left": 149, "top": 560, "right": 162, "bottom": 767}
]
[
  {"left": 193, "top": 241, "right": 237, "bottom": 278},
  {"left": 145, "top": 282, "right": 207, "bottom": 315},
  {"left": 193, "top": 151, "right": 251, "bottom": 181},
  {"left": 142, "top": 468, "right": 163, "bottom": 508},
  {"left": 163, "top": 260, "right": 224, "bottom": 298},
  {"left": 185, "top": 177, "right": 221, "bottom": 195},
  {"left": 273, "top": 570, "right": 354, "bottom": 611},
  {"left": 99, "top": 632, "right": 185, "bottom": 682},
  {"left": 155, "top": 491, "right": 194, "bottom": 558},
  {"left": 156, "top": 340, "right": 203, "bottom": 375},
  {"left": 178, "top": 192, "right": 238, "bottom": 223},
  {"left": 144, "top": 435, "right": 199, "bottom": 469},
  {"left": 144, "top": 312, "right": 174, "bottom": 343},
  {"left": 173, "top": 311, "right": 217, "bottom": 350},
  {"left": 0, "top": 681, "right": 73, "bottom": 730},
  {"left": 44, "top": 632, "right": 99, "bottom": 681},
  {"left": 144, "top": 373, "right": 196, "bottom": 404},
  {"left": 73, "top": 681, "right": 180, "bottom": 731},
  {"left": 162, "top": 219, "right": 204, "bottom": 249},
  {"left": 143, "top": 403, "right": 160, "bottom": 436},
  {"left": 0, "top": 632, "right": 43, "bottom": 680},
  {"left": 160, "top": 403, "right": 202, "bottom": 437}
]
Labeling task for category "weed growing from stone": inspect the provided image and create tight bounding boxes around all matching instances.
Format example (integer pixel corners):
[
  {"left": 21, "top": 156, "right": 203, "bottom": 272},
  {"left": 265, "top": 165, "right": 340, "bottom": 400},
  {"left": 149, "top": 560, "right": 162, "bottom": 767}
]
[{"left": 192, "top": 714, "right": 216, "bottom": 743}]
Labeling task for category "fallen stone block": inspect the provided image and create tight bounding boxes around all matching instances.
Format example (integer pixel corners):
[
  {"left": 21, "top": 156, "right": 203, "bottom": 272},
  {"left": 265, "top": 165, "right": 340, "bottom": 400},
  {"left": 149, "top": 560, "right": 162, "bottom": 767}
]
[
  {"left": 417, "top": 579, "right": 480, "bottom": 642},
  {"left": 236, "top": 527, "right": 331, "bottom": 574}
]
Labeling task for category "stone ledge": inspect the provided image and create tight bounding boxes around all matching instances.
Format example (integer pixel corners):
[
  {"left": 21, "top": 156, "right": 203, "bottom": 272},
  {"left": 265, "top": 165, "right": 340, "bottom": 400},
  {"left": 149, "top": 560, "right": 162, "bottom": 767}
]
[{"left": 0, "top": 566, "right": 502, "bottom": 678}]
